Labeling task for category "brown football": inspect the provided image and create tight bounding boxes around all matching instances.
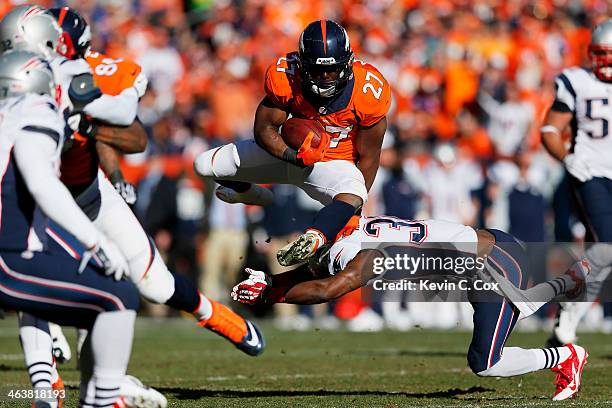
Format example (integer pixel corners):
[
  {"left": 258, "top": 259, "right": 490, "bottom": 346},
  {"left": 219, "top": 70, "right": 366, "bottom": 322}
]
[{"left": 280, "top": 117, "right": 324, "bottom": 150}]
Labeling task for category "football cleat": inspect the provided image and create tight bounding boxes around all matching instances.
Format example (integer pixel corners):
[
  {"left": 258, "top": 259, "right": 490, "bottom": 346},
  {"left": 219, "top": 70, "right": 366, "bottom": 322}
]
[
  {"left": 277, "top": 229, "right": 326, "bottom": 266},
  {"left": 215, "top": 185, "right": 273, "bottom": 206},
  {"left": 551, "top": 344, "right": 588, "bottom": 401},
  {"left": 116, "top": 375, "right": 167, "bottom": 408},
  {"left": 198, "top": 300, "right": 265, "bottom": 356},
  {"left": 49, "top": 323, "right": 71, "bottom": 363}
]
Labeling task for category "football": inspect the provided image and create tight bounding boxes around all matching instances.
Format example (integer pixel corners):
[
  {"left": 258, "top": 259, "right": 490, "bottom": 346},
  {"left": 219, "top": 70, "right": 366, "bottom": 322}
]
[{"left": 280, "top": 117, "right": 324, "bottom": 150}]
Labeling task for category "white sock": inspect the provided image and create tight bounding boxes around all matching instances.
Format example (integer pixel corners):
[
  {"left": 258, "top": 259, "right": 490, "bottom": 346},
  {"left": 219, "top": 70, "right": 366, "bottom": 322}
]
[
  {"left": 82, "top": 311, "right": 135, "bottom": 408},
  {"left": 193, "top": 292, "right": 213, "bottom": 321},
  {"left": 478, "top": 346, "right": 572, "bottom": 377},
  {"left": 18, "top": 313, "right": 53, "bottom": 392}
]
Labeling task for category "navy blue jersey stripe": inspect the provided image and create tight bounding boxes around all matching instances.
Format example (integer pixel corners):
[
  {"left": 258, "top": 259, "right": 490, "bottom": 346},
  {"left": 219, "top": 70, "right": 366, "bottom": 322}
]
[
  {"left": 22, "top": 125, "right": 60, "bottom": 143},
  {"left": 557, "top": 73, "right": 577, "bottom": 102}
]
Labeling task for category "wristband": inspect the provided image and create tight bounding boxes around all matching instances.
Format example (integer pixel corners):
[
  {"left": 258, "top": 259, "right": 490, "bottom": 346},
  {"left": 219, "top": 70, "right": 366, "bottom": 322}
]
[
  {"left": 282, "top": 147, "right": 306, "bottom": 167},
  {"left": 109, "top": 170, "right": 124, "bottom": 185}
]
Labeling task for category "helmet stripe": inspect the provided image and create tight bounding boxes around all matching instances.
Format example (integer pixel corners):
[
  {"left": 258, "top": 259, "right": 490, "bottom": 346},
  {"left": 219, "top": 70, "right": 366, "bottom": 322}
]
[
  {"left": 57, "top": 7, "right": 68, "bottom": 26},
  {"left": 320, "top": 19, "right": 327, "bottom": 55}
]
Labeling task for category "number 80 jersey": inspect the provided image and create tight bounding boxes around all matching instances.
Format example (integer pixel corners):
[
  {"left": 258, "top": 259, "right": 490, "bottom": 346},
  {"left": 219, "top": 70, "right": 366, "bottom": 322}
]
[
  {"left": 265, "top": 52, "right": 392, "bottom": 163},
  {"left": 327, "top": 216, "right": 478, "bottom": 275},
  {"left": 553, "top": 67, "right": 612, "bottom": 179}
]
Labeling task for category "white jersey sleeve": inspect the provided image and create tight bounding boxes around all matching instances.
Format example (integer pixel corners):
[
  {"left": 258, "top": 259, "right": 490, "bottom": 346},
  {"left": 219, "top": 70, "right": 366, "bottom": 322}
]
[
  {"left": 8, "top": 94, "right": 100, "bottom": 249},
  {"left": 553, "top": 70, "right": 578, "bottom": 112},
  {"left": 328, "top": 216, "right": 478, "bottom": 275}
]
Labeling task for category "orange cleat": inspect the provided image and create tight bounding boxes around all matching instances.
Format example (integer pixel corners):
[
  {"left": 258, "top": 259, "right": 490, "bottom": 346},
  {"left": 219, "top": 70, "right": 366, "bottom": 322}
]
[
  {"left": 198, "top": 300, "right": 265, "bottom": 356},
  {"left": 51, "top": 358, "right": 64, "bottom": 408}
]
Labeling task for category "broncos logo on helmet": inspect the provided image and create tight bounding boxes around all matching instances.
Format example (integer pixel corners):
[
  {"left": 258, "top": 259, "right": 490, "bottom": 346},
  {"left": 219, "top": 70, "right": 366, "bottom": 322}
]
[{"left": 298, "top": 20, "right": 354, "bottom": 99}]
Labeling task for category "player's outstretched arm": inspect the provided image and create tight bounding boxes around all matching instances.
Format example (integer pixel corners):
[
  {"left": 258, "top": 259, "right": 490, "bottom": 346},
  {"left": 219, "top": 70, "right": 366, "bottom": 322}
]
[
  {"left": 253, "top": 97, "right": 297, "bottom": 162},
  {"left": 281, "top": 251, "right": 376, "bottom": 304},
  {"left": 356, "top": 118, "right": 387, "bottom": 191},
  {"left": 234, "top": 251, "right": 378, "bottom": 305}
]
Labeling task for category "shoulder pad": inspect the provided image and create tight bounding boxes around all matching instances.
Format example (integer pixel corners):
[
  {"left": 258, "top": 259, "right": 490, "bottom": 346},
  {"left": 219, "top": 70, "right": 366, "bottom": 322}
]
[
  {"left": 69, "top": 73, "right": 102, "bottom": 110},
  {"left": 352, "top": 62, "right": 392, "bottom": 127}
]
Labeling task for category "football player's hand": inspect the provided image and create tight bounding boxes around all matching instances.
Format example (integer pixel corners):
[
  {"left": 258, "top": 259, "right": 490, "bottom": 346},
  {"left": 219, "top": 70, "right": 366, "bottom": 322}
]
[
  {"left": 114, "top": 180, "right": 137, "bottom": 205},
  {"left": 563, "top": 154, "right": 592, "bottom": 182},
  {"left": 110, "top": 171, "right": 137, "bottom": 205},
  {"left": 231, "top": 268, "right": 270, "bottom": 305},
  {"left": 78, "top": 235, "right": 129, "bottom": 281},
  {"left": 297, "top": 131, "right": 330, "bottom": 166},
  {"left": 68, "top": 111, "right": 97, "bottom": 139}
]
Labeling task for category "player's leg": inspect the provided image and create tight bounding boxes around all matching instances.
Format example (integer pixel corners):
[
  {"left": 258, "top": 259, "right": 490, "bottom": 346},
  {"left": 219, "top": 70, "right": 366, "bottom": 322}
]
[
  {"left": 194, "top": 140, "right": 299, "bottom": 205},
  {"left": 77, "top": 174, "right": 265, "bottom": 355},
  {"left": 277, "top": 160, "right": 366, "bottom": 266},
  {"left": 0, "top": 250, "right": 142, "bottom": 407},
  {"left": 469, "top": 230, "right": 587, "bottom": 400},
  {"left": 548, "top": 177, "right": 612, "bottom": 345},
  {"left": 17, "top": 313, "right": 54, "bottom": 400}
]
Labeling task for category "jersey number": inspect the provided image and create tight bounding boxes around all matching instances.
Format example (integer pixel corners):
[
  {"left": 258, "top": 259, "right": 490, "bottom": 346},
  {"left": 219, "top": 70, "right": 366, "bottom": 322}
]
[
  {"left": 326, "top": 125, "right": 353, "bottom": 148},
  {"left": 94, "top": 58, "right": 123, "bottom": 76},
  {"left": 364, "top": 217, "right": 427, "bottom": 243},
  {"left": 276, "top": 56, "right": 297, "bottom": 76},
  {"left": 363, "top": 71, "right": 384, "bottom": 100},
  {"left": 585, "top": 98, "right": 609, "bottom": 139}
]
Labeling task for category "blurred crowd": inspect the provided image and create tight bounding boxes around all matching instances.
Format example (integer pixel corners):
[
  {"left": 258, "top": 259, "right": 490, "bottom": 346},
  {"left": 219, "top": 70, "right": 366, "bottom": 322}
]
[{"left": 7, "top": 0, "right": 611, "bottom": 330}]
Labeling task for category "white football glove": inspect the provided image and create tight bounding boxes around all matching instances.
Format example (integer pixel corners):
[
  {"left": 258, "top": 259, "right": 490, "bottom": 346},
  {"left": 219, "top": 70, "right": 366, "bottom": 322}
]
[
  {"left": 563, "top": 154, "right": 593, "bottom": 182},
  {"left": 231, "top": 268, "right": 270, "bottom": 305},
  {"left": 114, "top": 180, "right": 137, "bottom": 205},
  {"left": 78, "top": 235, "right": 129, "bottom": 281},
  {"left": 132, "top": 72, "right": 148, "bottom": 98}
]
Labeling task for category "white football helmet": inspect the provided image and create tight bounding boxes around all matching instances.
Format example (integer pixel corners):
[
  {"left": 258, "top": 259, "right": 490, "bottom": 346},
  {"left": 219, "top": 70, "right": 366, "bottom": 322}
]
[
  {"left": 0, "top": 50, "right": 55, "bottom": 99},
  {"left": 589, "top": 19, "right": 612, "bottom": 82},
  {"left": 0, "top": 5, "right": 62, "bottom": 59}
]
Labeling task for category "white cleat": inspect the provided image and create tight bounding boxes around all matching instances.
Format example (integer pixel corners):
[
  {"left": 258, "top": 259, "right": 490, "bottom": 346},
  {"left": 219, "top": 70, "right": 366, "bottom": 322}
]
[
  {"left": 118, "top": 375, "right": 167, "bottom": 408},
  {"left": 215, "top": 185, "right": 273, "bottom": 206},
  {"left": 49, "top": 323, "right": 71, "bottom": 363},
  {"left": 277, "top": 230, "right": 326, "bottom": 266},
  {"left": 551, "top": 344, "right": 588, "bottom": 401}
]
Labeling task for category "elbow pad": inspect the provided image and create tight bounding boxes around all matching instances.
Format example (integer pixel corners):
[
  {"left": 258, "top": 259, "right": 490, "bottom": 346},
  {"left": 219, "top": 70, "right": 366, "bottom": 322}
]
[{"left": 69, "top": 73, "right": 102, "bottom": 110}]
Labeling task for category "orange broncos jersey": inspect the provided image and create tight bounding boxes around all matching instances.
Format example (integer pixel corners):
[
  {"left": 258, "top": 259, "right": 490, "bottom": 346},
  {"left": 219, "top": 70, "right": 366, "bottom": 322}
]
[
  {"left": 60, "top": 51, "right": 142, "bottom": 187},
  {"left": 265, "top": 52, "right": 392, "bottom": 163}
]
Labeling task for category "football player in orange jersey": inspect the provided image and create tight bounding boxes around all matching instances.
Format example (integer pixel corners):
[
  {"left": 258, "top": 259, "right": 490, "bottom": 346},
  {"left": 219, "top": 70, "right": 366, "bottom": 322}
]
[{"left": 195, "top": 20, "right": 391, "bottom": 266}]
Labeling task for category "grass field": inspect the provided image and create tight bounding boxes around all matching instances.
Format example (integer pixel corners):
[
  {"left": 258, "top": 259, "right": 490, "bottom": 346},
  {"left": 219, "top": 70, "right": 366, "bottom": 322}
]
[{"left": 0, "top": 316, "right": 610, "bottom": 407}]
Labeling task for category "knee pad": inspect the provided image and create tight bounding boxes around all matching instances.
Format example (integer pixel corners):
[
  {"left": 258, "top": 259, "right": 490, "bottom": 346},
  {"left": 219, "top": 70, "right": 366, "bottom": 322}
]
[
  {"left": 193, "top": 144, "right": 240, "bottom": 178},
  {"left": 135, "top": 253, "right": 176, "bottom": 304}
]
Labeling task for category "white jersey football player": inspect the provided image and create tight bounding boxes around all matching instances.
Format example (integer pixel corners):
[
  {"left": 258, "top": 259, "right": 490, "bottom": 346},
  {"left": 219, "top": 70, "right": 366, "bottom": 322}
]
[
  {"left": 541, "top": 19, "right": 612, "bottom": 346},
  {"left": 0, "top": 5, "right": 264, "bottom": 404},
  {"left": 0, "top": 49, "right": 167, "bottom": 408},
  {"left": 233, "top": 215, "right": 596, "bottom": 400}
]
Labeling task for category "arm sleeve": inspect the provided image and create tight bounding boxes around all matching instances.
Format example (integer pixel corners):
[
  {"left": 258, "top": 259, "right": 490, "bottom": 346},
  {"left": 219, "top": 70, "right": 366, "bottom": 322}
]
[
  {"left": 13, "top": 131, "right": 100, "bottom": 249},
  {"left": 83, "top": 87, "right": 139, "bottom": 126}
]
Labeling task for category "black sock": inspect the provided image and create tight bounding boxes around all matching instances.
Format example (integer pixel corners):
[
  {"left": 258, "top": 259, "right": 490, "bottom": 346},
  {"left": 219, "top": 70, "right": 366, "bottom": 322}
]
[
  {"left": 216, "top": 179, "right": 251, "bottom": 193},
  {"left": 166, "top": 272, "right": 200, "bottom": 312},
  {"left": 310, "top": 200, "right": 357, "bottom": 242}
]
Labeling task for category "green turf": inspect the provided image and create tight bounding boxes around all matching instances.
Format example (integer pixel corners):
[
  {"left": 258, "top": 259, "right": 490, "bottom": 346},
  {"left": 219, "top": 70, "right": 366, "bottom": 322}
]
[{"left": 0, "top": 316, "right": 610, "bottom": 407}]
